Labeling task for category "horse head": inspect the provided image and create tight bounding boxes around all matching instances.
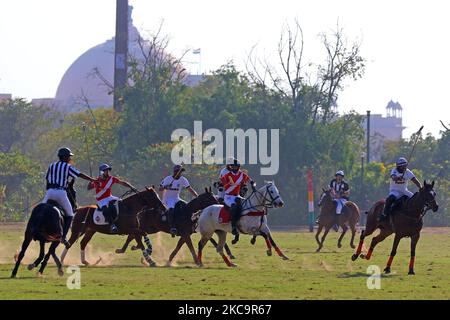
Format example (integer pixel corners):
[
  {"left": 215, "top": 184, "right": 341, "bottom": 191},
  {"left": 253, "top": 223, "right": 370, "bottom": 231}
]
[
  {"left": 318, "top": 187, "right": 333, "bottom": 208},
  {"left": 420, "top": 180, "right": 439, "bottom": 212},
  {"left": 188, "top": 187, "right": 218, "bottom": 212},
  {"left": 143, "top": 186, "right": 166, "bottom": 211},
  {"left": 257, "top": 181, "right": 284, "bottom": 208}
]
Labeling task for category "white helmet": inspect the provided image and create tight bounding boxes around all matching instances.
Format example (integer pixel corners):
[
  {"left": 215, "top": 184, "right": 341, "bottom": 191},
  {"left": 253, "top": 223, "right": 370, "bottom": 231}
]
[{"left": 335, "top": 170, "right": 345, "bottom": 177}]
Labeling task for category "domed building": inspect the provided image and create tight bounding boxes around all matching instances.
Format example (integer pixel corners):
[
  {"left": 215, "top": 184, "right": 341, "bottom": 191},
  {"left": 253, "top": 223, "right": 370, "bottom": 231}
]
[{"left": 54, "top": 6, "right": 202, "bottom": 113}]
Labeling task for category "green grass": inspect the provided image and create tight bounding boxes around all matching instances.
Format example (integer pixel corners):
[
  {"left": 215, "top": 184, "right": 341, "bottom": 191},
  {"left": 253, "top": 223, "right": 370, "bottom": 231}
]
[{"left": 0, "top": 224, "right": 449, "bottom": 300}]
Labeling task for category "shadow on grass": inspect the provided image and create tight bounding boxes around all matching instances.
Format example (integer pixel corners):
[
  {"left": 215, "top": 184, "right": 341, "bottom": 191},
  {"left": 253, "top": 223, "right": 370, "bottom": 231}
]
[{"left": 338, "top": 272, "right": 400, "bottom": 279}]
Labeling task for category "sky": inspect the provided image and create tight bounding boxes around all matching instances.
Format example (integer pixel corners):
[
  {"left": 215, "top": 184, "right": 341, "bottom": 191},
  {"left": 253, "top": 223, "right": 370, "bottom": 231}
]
[{"left": 0, "top": 0, "right": 449, "bottom": 138}]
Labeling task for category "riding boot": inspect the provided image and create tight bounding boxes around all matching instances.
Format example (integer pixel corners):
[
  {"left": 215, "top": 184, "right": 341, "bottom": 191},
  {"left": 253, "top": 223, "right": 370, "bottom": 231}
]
[
  {"left": 61, "top": 216, "right": 73, "bottom": 249},
  {"left": 230, "top": 203, "right": 240, "bottom": 244},
  {"left": 379, "top": 195, "right": 396, "bottom": 223},
  {"left": 168, "top": 208, "right": 177, "bottom": 237},
  {"left": 108, "top": 202, "right": 119, "bottom": 234}
]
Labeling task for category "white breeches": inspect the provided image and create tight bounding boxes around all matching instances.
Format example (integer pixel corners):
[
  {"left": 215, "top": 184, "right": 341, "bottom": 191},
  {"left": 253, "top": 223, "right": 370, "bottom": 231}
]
[
  {"left": 42, "top": 189, "right": 74, "bottom": 217},
  {"left": 97, "top": 196, "right": 120, "bottom": 208},
  {"left": 333, "top": 198, "right": 347, "bottom": 215},
  {"left": 164, "top": 197, "right": 182, "bottom": 209},
  {"left": 389, "top": 190, "right": 414, "bottom": 199},
  {"left": 224, "top": 195, "right": 243, "bottom": 207}
]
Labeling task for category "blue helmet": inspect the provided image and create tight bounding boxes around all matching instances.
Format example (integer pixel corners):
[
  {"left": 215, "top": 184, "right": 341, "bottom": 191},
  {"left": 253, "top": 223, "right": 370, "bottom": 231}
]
[
  {"left": 99, "top": 164, "right": 112, "bottom": 172},
  {"left": 396, "top": 157, "right": 408, "bottom": 166}
]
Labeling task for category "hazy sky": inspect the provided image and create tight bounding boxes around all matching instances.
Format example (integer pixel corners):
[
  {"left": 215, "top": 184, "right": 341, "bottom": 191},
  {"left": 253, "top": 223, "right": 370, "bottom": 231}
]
[{"left": 0, "top": 0, "right": 449, "bottom": 138}]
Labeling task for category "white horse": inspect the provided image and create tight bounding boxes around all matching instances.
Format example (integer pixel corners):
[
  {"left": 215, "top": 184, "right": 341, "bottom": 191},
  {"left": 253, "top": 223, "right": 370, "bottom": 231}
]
[{"left": 197, "top": 181, "right": 288, "bottom": 267}]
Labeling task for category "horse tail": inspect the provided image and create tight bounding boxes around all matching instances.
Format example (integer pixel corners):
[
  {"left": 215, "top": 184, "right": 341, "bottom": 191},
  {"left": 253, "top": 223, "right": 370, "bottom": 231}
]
[{"left": 345, "top": 201, "right": 360, "bottom": 225}]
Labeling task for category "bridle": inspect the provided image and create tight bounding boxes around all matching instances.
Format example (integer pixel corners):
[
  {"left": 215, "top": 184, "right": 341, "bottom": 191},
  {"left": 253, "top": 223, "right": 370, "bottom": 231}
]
[{"left": 242, "top": 184, "right": 281, "bottom": 213}]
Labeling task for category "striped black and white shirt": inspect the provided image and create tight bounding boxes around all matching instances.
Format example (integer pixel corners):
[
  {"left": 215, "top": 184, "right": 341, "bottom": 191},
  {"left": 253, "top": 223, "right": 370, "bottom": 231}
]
[
  {"left": 329, "top": 179, "right": 350, "bottom": 200},
  {"left": 45, "top": 161, "right": 81, "bottom": 189}
]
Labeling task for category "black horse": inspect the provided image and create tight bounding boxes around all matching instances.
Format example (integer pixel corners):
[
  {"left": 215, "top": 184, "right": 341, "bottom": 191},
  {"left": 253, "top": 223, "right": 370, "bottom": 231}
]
[{"left": 11, "top": 179, "right": 77, "bottom": 278}]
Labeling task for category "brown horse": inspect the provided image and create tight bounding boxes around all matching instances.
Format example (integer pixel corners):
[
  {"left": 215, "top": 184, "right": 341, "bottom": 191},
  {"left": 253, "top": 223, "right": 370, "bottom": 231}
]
[
  {"left": 351, "top": 181, "right": 439, "bottom": 275},
  {"left": 60, "top": 187, "right": 163, "bottom": 266},
  {"left": 11, "top": 180, "right": 77, "bottom": 278},
  {"left": 315, "top": 188, "right": 360, "bottom": 252},
  {"left": 116, "top": 187, "right": 236, "bottom": 266}
]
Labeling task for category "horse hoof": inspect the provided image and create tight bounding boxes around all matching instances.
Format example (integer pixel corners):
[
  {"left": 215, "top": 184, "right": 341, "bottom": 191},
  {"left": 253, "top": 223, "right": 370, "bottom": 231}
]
[
  {"left": 149, "top": 262, "right": 157, "bottom": 268},
  {"left": 282, "top": 256, "right": 290, "bottom": 261},
  {"left": 58, "top": 269, "right": 64, "bottom": 277},
  {"left": 250, "top": 238, "right": 256, "bottom": 245},
  {"left": 115, "top": 249, "right": 124, "bottom": 254},
  {"left": 37, "top": 272, "right": 43, "bottom": 278},
  {"left": 131, "top": 246, "right": 139, "bottom": 251},
  {"left": 316, "top": 248, "right": 322, "bottom": 253},
  {"left": 384, "top": 267, "right": 391, "bottom": 274},
  {"left": 359, "top": 254, "right": 366, "bottom": 259},
  {"left": 408, "top": 270, "right": 415, "bottom": 275},
  {"left": 266, "top": 250, "right": 272, "bottom": 257},
  {"left": 198, "top": 263, "right": 204, "bottom": 268},
  {"left": 10, "top": 274, "right": 16, "bottom": 279},
  {"left": 350, "top": 244, "right": 356, "bottom": 249},
  {"left": 338, "top": 243, "right": 342, "bottom": 249},
  {"left": 229, "top": 255, "right": 236, "bottom": 260},
  {"left": 229, "top": 263, "right": 237, "bottom": 268},
  {"left": 351, "top": 254, "right": 358, "bottom": 261},
  {"left": 27, "top": 264, "right": 35, "bottom": 271},
  {"left": 82, "top": 261, "right": 90, "bottom": 267}
]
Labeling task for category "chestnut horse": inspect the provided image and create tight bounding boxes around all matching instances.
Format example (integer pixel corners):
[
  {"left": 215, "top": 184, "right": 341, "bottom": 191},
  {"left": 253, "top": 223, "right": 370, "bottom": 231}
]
[
  {"left": 351, "top": 181, "right": 438, "bottom": 275},
  {"left": 315, "top": 188, "right": 360, "bottom": 252},
  {"left": 116, "top": 187, "right": 236, "bottom": 266},
  {"left": 60, "top": 187, "right": 163, "bottom": 266}
]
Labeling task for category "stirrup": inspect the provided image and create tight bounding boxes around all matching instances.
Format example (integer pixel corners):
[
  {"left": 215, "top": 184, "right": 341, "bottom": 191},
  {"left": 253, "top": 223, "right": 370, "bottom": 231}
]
[
  {"left": 170, "top": 228, "right": 177, "bottom": 238},
  {"left": 110, "top": 224, "right": 119, "bottom": 234}
]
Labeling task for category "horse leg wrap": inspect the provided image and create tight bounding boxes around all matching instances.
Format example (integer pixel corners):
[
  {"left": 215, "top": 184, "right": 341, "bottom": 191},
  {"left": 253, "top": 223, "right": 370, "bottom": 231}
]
[
  {"left": 386, "top": 255, "right": 394, "bottom": 268},
  {"left": 144, "top": 237, "right": 153, "bottom": 253},
  {"left": 365, "top": 248, "right": 374, "bottom": 260},
  {"left": 275, "top": 247, "right": 284, "bottom": 257},
  {"left": 355, "top": 240, "right": 364, "bottom": 255},
  {"left": 409, "top": 257, "right": 415, "bottom": 270}
]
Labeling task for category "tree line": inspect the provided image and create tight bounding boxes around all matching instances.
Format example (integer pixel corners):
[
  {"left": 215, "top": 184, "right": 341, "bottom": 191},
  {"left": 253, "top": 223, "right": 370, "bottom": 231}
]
[{"left": 0, "top": 22, "right": 448, "bottom": 226}]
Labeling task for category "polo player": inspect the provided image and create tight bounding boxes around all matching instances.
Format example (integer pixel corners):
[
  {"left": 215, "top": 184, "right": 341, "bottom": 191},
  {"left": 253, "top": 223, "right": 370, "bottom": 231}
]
[
  {"left": 220, "top": 158, "right": 256, "bottom": 244},
  {"left": 43, "top": 147, "right": 95, "bottom": 248},
  {"left": 87, "top": 164, "right": 136, "bottom": 233},
  {"left": 379, "top": 157, "right": 422, "bottom": 223},
  {"left": 159, "top": 165, "right": 198, "bottom": 237}
]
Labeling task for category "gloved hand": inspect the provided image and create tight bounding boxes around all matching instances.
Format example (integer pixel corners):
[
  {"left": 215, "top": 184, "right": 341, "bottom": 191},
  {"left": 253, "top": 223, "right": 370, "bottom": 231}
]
[{"left": 250, "top": 181, "right": 257, "bottom": 192}]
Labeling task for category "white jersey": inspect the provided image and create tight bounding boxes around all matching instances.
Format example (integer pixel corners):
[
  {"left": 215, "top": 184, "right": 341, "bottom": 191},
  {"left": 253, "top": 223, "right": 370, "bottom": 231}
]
[
  {"left": 389, "top": 168, "right": 415, "bottom": 193},
  {"left": 160, "top": 175, "right": 190, "bottom": 208}
]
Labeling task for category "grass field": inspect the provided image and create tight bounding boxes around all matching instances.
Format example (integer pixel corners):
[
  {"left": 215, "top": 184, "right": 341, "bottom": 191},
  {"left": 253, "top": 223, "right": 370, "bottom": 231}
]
[{"left": 0, "top": 223, "right": 449, "bottom": 300}]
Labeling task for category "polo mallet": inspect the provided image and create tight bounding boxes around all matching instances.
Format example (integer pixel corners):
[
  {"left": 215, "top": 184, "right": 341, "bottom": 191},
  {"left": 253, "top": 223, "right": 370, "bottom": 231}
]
[
  {"left": 82, "top": 123, "right": 93, "bottom": 177},
  {"left": 402, "top": 125, "right": 424, "bottom": 178},
  {"left": 407, "top": 125, "right": 424, "bottom": 164}
]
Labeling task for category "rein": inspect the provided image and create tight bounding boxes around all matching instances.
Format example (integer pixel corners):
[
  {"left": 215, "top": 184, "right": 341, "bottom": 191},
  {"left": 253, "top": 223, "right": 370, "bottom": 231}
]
[{"left": 242, "top": 184, "right": 279, "bottom": 215}]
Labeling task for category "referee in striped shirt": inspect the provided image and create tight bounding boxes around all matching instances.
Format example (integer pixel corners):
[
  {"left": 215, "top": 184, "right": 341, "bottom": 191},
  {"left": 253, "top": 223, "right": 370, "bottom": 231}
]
[{"left": 43, "top": 147, "right": 96, "bottom": 247}]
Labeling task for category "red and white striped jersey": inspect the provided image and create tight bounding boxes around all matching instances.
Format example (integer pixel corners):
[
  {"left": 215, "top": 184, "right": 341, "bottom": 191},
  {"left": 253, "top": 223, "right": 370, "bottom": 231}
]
[
  {"left": 220, "top": 170, "right": 250, "bottom": 196},
  {"left": 90, "top": 176, "right": 120, "bottom": 202}
]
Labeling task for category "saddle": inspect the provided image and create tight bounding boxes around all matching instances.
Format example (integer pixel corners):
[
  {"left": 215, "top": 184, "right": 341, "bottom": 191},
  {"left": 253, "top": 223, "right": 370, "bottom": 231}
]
[
  {"left": 217, "top": 205, "right": 265, "bottom": 224},
  {"left": 391, "top": 195, "right": 410, "bottom": 213},
  {"left": 93, "top": 200, "right": 121, "bottom": 226}
]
